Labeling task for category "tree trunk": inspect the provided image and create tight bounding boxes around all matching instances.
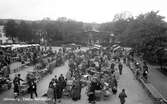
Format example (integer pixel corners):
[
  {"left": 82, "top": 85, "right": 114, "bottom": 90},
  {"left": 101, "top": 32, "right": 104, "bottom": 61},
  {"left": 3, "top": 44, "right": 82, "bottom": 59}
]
[{"left": 12, "top": 37, "right": 15, "bottom": 43}]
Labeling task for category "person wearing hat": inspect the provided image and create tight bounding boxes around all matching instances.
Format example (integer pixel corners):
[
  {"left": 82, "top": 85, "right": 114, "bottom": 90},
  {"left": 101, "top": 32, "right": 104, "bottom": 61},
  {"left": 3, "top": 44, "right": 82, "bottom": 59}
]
[
  {"left": 118, "top": 62, "right": 123, "bottom": 75},
  {"left": 87, "top": 78, "right": 96, "bottom": 103},
  {"left": 13, "top": 74, "right": 20, "bottom": 98},
  {"left": 17, "top": 74, "right": 24, "bottom": 85},
  {"left": 119, "top": 89, "right": 127, "bottom": 104},
  {"left": 13, "top": 74, "right": 24, "bottom": 96},
  {"left": 29, "top": 79, "right": 38, "bottom": 99},
  {"left": 54, "top": 75, "right": 58, "bottom": 83},
  {"left": 48, "top": 78, "right": 57, "bottom": 102}
]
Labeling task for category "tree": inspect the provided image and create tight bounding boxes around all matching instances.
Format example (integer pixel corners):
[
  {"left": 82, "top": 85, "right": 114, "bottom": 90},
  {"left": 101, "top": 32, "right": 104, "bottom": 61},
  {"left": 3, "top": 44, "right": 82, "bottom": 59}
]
[
  {"left": 99, "top": 12, "right": 133, "bottom": 36},
  {"left": 99, "top": 11, "right": 167, "bottom": 67},
  {"left": 4, "top": 20, "right": 18, "bottom": 42},
  {"left": 119, "top": 11, "right": 167, "bottom": 67}
]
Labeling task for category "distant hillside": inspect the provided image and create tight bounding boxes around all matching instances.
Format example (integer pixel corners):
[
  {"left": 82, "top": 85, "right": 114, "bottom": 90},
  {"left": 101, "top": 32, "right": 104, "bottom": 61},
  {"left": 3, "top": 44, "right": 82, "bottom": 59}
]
[
  {"left": 0, "top": 19, "right": 39, "bottom": 25},
  {"left": 0, "top": 18, "right": 101, "bottom": 27}
]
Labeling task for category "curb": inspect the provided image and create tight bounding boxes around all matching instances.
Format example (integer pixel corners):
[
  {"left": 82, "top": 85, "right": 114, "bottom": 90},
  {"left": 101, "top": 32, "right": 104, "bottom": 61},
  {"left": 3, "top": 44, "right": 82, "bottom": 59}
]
[{"left": 140, "top": 79, "right": 167, "bottom": 104}]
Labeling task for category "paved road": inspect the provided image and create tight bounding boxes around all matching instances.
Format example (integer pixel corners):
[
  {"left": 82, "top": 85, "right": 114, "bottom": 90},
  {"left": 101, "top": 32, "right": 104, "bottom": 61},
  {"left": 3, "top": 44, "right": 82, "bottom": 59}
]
[
  {"left": 58, "top": 62, "right": 153, "bottom": 104},
  {"left": 0, "top": 66, "right": 34, "bottom": 102},
  {"left": 0, "top": 61, "right": 69, "bottom": 104},
  {"left": 10, "top": 62, "right": 22, "bottom": 71},
  {"left": 0, "top": 47, "right": 153, "bottom": 104},
  {"left": 0, "top": 47, "right": 62, "bottom": 104},
  {"left": 36, "top": 61, "right": 69, "bottom": 97},
  {"left": 1, "top": 60, "right": 153, "bottom": 104}
]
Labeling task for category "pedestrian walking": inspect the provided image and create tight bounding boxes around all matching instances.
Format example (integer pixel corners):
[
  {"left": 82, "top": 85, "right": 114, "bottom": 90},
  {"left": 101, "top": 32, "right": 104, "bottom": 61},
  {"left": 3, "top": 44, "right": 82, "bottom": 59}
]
[
  {"left": 28, "top": 80, "right": 38, "bottom": 99},
  {"left": 118, "top": 62, "right": 123, "bottom": 75},
  {"left": 13, "top": 75, "right": 20, "bottom": 98},
  {"left": 87, "top": 79, "right": 96, "bottom": 104},
  {"left": 114, "top": 68, "right": 120, "bottom": 80},
  {"left": 56, "top": 77, "right": 63, "bottom": 103},
  {"left": 17, "top": 74, "right": 24, "bottom": 86},
  {"left": 13, "top": 74, "right": 24, "bottom": 97},
  {"left": 123, "top": 57, "right": 126, "bottom": 64},
  {"left": 110, "top": 62, "right": 115, "bottom": 71},
  {"left": 47, "top": 78, "right": 57, "bottom": 102},
  {"left": 71, "top": 78, "right": 82, "bottom": 101},
  {"left": 119, "top": 89, "right": 127, "bottom": 104},
  {"left": 112, "top": 76, "right": 118, "bottom": 94}
]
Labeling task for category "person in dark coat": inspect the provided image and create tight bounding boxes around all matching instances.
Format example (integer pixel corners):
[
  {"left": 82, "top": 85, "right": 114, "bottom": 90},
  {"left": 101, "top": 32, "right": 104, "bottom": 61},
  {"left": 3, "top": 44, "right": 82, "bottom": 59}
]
[
  {"left": 54, "top": 75, "right": 58, "bottom": 83},
  {"left": 17, "top": 74, "right": 24, "bottom": 85},
  {"left": 87, "top": 79, "right": 96, "bottom": 103},
  {"left": 71, "top": 79, "right": 82, "bottom": 101},
  {"left": 118, "top": 63, "right": 123, "bottom": 75},
  {"left": 58, "top": 74, "right": 66, "bottom": 90},
  {"left": 110, "top": 63, "right": 115, "bottom": 73},
  {"left": 119, "top": 89, "right": 127, "bottom": 104},
  {"left": 112, "top": 76, "right": 118, "bottom": 94},
  {"left": 56, "top": 78, "right": 63, "bottom": 103},
  {"left": 29, "top": 80, "right": 38, "bottom": 99},
  {"left": 13, "top": 75, "right": 20, "bottom": 97},
  {"left": 123, "top": 57, "right": 126, "bottom": 64},
  {"left": 48, "top": 78, "right": 57, "bottom": 102},
  {"left": 13, "top": 74, "right": 24, "bottom": 96}
]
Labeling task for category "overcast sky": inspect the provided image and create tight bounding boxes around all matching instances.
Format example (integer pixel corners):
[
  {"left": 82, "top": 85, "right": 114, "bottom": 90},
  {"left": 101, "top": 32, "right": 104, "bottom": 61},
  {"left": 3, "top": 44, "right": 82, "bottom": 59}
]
[{"left": 0, "top": 0, "right": 166, "bottom": 23}]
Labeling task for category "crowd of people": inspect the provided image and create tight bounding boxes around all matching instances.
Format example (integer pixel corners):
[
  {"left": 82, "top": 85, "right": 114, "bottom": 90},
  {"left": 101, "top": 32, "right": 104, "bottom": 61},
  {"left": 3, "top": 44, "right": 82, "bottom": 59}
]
[
  {"left": 48, "top": 74, "right": 67, "bottom": 103},
  {"left": 124, "top": 50, "right": 149, "bottom": 82},
  {"left": 12, "top": 47, "right": 68, "bottom": 100},
  {"left": 45, "top": 46, "right": 129, "bottom": 104},
  {"left": 11, "top": 45, "right": 150, "bottom": 104}
]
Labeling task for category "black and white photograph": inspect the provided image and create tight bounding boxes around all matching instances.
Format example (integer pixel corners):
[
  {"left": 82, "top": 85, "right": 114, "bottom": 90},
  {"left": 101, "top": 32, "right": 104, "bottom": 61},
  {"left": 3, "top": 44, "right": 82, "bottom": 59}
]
[{"left": 0, "top": 0, "right": 167, "bottom": 104}]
